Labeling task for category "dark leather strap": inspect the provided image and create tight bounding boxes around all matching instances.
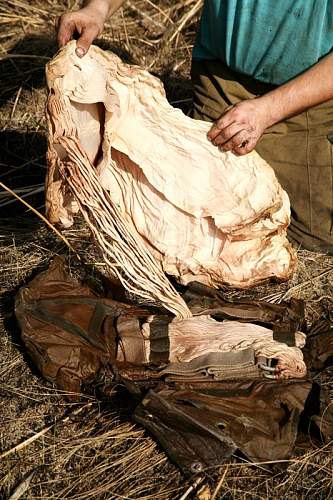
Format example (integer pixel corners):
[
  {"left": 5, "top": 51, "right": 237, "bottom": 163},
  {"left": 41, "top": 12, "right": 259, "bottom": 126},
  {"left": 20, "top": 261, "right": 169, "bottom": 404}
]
[
  {"left": 149, "top": 316, "right": 171, "bottom": 364},
  {"left": 116, "top": 316, "right": 147, "bottom": 363}
]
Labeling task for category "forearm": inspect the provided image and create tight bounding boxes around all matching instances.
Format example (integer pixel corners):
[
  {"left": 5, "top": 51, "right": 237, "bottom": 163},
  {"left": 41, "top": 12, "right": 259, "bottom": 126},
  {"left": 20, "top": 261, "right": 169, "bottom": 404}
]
[
  {"left": 82, "top": 0, "right": 127, "bottom": 19},
  {"left": 260, "top": 52, "right": 333, "bottom": 127},
  {"left": 207, "top": 52, "right": 333, "bottom": 155}
]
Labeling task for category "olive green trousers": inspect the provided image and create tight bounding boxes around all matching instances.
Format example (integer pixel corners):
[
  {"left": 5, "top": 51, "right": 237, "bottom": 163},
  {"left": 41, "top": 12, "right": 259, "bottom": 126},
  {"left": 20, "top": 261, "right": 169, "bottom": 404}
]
[{"left": 191, "top": 59, "right": 333, "bottom": 254}]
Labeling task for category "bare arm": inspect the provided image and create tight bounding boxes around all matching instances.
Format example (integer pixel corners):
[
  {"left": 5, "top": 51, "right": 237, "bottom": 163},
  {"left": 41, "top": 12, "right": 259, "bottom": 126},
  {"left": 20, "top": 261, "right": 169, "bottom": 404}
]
[
  {"left": 57, "top": 0, "right": 127, "bottom": 57},
  {"left": 207, "top": 52, "right": 333, "bottom": 155}
]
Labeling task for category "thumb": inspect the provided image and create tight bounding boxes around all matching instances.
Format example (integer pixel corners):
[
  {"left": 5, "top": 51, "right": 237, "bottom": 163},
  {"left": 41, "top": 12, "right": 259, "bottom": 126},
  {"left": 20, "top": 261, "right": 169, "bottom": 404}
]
[{"left": 75, "top": 26, "right": 100, "bottom": 57}]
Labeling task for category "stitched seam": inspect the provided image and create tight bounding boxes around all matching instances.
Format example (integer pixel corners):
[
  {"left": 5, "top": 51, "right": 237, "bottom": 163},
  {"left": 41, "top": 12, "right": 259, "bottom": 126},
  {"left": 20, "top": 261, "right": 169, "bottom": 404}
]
[
  {"left": 306, "top": 111, "right": 312, "bottom": 232},
  {"left": 330, "top": 139, "right": 333, "bottom": 235}
]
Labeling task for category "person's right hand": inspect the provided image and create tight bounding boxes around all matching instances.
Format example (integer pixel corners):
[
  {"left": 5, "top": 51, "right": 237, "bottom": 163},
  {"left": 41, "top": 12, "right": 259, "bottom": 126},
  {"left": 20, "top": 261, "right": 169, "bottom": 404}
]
[{"left": 56, "top": 7, "right": 106, "bottom": 57}]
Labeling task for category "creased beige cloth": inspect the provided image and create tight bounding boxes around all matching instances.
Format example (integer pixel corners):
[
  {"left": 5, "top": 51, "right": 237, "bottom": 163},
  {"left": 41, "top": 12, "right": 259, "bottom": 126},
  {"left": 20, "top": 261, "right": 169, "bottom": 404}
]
[{"left": 46, "top": 42, "right": 296, "bottom": 291}]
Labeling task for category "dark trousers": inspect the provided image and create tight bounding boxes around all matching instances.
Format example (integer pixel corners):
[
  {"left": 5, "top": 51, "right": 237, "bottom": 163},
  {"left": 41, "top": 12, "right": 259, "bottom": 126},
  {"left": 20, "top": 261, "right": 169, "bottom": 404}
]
[{"left": 191, "top": 59, "right": 333, "bottom": 254}]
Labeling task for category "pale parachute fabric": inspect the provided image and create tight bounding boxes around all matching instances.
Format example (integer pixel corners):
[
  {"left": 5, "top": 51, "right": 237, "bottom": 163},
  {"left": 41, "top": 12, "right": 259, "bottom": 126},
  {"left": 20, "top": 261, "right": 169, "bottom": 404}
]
[
  {"left": 45, "top": 42, "right": 296, "bottom": 315},
  {"left": 133, "top": 315, "right": 306, "bottom": 379},
  {"left": 167, "top": 317, "right": 307, "bottom": 379},
  {"left": 49, "top": 130, "right": 191, "bottom": 318}
]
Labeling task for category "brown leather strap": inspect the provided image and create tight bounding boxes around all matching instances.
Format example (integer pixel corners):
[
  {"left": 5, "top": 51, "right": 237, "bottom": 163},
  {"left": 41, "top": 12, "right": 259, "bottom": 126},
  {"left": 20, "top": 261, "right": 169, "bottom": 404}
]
[
  {"left": 149, "top": 316, "right": 171, "bottom": 364},
  {"left": 116, "top": 315, "right": 147, "bottom": 363},
  {"left": 273, "top": 324, "right": 296, "bottom": 347}
]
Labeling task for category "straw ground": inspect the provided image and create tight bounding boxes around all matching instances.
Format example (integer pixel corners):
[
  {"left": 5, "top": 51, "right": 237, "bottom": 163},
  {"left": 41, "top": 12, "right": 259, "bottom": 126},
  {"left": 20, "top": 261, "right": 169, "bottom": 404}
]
[{"left": 0, "top": 1, "right": 333, "bottom": 498}]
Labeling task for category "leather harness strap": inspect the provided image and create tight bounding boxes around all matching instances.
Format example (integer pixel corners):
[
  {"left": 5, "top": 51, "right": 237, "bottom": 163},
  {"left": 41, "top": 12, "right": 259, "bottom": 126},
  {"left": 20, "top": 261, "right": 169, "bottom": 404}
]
[
  {"left": 116, "top": 316, "right": 147, "bottom": 364},
  {"left": 149, "top": 317, "right": 171, "bottom": 364}
]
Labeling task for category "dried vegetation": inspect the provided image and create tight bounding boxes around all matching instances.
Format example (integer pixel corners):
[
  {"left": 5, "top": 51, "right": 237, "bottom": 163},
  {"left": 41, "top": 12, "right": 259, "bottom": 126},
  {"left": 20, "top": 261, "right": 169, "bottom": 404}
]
[{"left": 0, "top": 1, "right": 332, "bottom": 498}]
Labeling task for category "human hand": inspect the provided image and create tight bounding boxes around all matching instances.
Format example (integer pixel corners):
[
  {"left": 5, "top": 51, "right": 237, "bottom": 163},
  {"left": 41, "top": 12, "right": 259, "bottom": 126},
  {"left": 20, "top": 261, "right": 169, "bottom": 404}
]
[
  {"left": 56, "top": 6, "right": 106, "bottom": 57},
  {"left": 207, "top": 98, "right": 273, "bottom": 156}
]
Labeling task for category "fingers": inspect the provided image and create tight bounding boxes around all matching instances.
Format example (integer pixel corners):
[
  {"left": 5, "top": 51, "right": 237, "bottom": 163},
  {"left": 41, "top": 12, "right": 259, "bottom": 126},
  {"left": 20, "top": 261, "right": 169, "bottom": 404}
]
[
  {"left": 210, "top": 122, "right": 245, "bottom": 147},
  {"left": 57, "top": 14, "right": 75, "bottom": 47},
  {"left": 214, "top": 130, "right": 252, "bottom": 154},
  {"left": 207, "top": 105, "right": 234, "bottom": 142},
  {"left": 233, "top": 141, "right": 255, "bottom": 155},
  {"left": 219, "top": 131, "right": 248, "bottom": 151},
  {"left": 222, "top": 134, "right": 255, "bottom": 156},
  {"left": 208, "top": 120, "right": 254, "bottom": 154},
  {"left": 206, "top": 100, "right": 266, "bottom": 155},
  {"left": 76, "top": 25, "right": 101, "bottom": 57},
  {"left": 56, "top": 9, "right": 104, "bottom": 57}
]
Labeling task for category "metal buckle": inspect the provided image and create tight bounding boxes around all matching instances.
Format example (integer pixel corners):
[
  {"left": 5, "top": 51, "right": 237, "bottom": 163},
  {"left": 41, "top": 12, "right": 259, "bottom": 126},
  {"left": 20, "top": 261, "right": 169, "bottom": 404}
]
[{"left": 258, "top": 358, "right": 278, "bottom": 379}]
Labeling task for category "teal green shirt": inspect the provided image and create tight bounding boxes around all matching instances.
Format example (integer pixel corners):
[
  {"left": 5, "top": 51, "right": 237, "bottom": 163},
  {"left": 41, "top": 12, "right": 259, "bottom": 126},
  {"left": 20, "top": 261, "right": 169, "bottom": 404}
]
[{"left": 193, "top": 0, "right": 333, "bottom": 84}]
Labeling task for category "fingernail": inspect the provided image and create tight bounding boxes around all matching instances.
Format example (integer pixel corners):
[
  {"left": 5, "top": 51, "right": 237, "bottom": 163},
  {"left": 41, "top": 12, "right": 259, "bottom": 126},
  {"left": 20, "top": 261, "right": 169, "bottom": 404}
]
[{"left": 75, "top": 47, "right": 86, "bottom": 58}]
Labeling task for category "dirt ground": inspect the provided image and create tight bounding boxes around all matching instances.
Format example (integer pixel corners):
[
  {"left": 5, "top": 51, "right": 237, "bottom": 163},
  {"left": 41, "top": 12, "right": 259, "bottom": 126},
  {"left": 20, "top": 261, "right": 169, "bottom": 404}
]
[{"left": 0, "top": 1, "right": 333, "bottom": 499}]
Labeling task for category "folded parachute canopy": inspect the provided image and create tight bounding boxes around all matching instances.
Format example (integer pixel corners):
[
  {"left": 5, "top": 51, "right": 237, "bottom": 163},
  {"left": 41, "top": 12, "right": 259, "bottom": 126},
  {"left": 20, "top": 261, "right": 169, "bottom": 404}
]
[{"left": 45, "top": 42, "right": 296, "bottom": 316}]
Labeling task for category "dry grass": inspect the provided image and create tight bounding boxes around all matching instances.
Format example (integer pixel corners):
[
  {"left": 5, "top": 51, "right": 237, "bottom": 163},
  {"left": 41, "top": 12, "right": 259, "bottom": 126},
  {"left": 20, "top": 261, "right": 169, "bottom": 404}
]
[{"left": 0, "top": 1, "right": 333, "bottom": 499}]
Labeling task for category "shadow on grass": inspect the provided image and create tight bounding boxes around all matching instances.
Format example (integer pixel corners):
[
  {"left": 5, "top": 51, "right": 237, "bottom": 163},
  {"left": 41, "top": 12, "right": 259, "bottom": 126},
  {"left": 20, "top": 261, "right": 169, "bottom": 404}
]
[
  {"left": 0, "top": 33, "right": 193, "bottom": 109},
  {"left": 0, "top": 34, "right": 137, "bottom": 106},
  {"left": 0, "top": 34, "right": 147, "bottom": 218},
  {"left": 0, "top": 130, "right": 47, "bottom": 217}
]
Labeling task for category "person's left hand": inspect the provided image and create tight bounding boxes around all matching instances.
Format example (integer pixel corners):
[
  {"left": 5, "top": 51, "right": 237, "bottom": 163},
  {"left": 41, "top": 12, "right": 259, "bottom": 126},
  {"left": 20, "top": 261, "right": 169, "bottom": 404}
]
[{"left": 207, "top": 97, "right": 272, "bottom": 156}]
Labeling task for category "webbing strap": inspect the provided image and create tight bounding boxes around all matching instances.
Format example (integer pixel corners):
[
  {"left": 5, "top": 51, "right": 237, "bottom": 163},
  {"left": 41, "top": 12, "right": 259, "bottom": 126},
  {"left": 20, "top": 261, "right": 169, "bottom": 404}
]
[
  {"left": 30, "top": 306, "right": 107, "bottom": 351},
  {"left": 116, "top": 316, "right": 147, "bottom": 363},
  {"left": 26, "top": 297, "right": 126, "bottom": 353},
  {"left": 160, "top": 348, "right": 266, "bottom": 381}
]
